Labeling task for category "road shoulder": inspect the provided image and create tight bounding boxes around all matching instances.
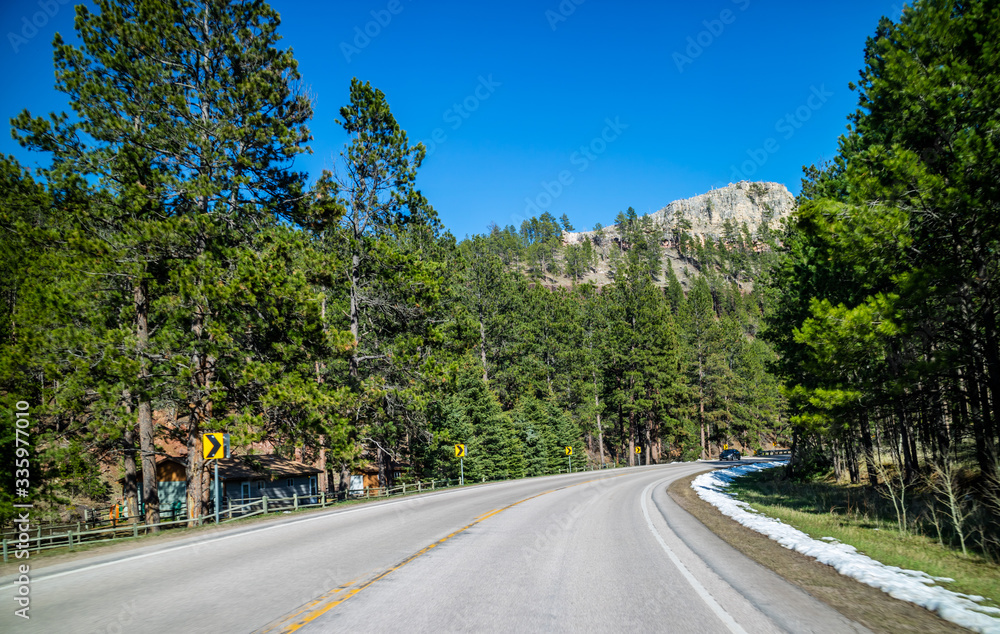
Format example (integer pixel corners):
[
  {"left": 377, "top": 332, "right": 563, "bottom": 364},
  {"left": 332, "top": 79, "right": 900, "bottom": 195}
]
[{"left": 668, "top": 472, "right": 965, "bottom": 634}]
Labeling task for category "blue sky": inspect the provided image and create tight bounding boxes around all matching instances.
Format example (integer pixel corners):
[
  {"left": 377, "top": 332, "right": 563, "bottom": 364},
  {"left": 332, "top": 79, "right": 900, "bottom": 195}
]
[{"left": 1, "top": 0, "right": 906, "bottom": 239}]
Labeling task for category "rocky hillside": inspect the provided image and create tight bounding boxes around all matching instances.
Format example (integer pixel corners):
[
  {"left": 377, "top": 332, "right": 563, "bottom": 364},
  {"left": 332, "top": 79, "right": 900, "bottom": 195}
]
[
  {"left": 551, "top": 181, "right": 796, "bottom": 290},
  {"left": 564, "top": 181, "right": 795, "bottom": 245}
]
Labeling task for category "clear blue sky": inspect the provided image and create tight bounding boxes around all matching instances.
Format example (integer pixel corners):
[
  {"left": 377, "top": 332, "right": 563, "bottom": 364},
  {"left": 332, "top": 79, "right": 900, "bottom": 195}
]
[{"left": 1, "top": 0, "right": 905, "bottom": 239}]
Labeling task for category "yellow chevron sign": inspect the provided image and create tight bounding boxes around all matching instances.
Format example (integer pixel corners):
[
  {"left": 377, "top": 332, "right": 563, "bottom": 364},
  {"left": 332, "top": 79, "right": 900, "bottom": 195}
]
[
  {"left": 455, "top": 444, "right": 465, "bottom": 458},
  {"left": 203, "top": 433, "right": 230, "bottom": 460},
  {"left": 565, "top": 446, "right": 572, "bottom": 456}
]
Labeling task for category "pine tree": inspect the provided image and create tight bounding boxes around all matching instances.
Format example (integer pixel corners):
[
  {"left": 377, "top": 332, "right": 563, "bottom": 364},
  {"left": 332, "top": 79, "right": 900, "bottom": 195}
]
[
  {"left": 602, "top": 260, "right": 682, "bottom": 465},
  {"left": 323, "top": 78, "right": 444, "bottom": 488},
  {"left": 680, "top": 276, "right": 722, "bottom": 459},
  {"left": 12, "top": 0, "right": 316, "bottom": 522},
  {"left": 459, "top": 236, "right": 518, "bottom": 384},
  {"left": 559, "top": 213, "right": 575, "bottom": 232}
]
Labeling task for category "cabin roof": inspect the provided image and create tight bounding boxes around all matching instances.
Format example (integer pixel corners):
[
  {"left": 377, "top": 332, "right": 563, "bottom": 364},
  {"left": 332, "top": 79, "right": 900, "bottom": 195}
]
[{"left": 215, "top": 455, "right": 323, "bottom": 481}]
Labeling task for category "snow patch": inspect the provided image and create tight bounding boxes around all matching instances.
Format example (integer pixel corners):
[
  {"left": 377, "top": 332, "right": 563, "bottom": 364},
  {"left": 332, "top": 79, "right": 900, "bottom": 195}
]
[{"left": 692, "top": 461, "right": 1000, "bottom": 633}]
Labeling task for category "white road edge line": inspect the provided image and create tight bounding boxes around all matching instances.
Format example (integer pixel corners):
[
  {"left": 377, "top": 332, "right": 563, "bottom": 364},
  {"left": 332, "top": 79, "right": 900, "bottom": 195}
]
[
  {"left": 0, "top": 484, "right": 495, "bottom": 589},
  {"left": 641, "top": 478, "right": 747, "bottom": 634}
]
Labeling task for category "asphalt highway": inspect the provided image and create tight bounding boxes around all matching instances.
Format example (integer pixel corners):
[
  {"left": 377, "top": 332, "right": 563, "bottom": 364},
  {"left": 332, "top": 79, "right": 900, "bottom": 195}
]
[{"left": 1, "top": 460, "right": 870, "bottom": 633}]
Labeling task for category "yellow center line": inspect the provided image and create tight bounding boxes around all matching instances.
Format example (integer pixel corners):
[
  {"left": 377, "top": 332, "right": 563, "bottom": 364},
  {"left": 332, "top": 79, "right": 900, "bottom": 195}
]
[
  {"left": 264, "top": 473, "right": 627, "bottom": 633},
  {"left": 255, "top": 577, "right": 362, "bottom": 634},
  {"left": 475, "top": 508, "right": 500, "bottom": 521}
]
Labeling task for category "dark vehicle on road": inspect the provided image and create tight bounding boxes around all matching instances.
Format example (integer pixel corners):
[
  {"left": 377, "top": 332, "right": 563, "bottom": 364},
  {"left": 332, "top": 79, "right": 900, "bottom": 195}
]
[{"left": 720, "top": 449, "right": 741, "bottom": 461}]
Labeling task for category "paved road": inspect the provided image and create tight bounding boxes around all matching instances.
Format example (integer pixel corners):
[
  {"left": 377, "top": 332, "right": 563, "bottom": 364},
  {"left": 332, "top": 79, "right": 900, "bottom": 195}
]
[{"left": 1, "top": 461, "right": 869, "bottom": 633}]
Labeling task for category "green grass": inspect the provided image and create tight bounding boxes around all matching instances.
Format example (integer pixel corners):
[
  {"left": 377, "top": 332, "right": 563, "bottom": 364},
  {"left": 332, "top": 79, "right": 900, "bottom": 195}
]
[{"left": 729, "top": 469, "right": 1000, "bottom": 609}]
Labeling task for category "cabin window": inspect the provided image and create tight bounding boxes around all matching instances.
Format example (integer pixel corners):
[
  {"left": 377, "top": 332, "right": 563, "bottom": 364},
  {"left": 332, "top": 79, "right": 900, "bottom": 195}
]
[
  {"left": 255, "top": 480, "right": 264, "bottom": 491},
  {"left": 287, "top": 478, "right": 294, "bottom": 487}
]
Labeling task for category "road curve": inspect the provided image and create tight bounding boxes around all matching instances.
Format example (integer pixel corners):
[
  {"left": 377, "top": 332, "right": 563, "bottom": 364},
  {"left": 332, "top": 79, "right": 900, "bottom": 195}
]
[{"left": 1, "top": 461, "right": 868, "bottom": 633}]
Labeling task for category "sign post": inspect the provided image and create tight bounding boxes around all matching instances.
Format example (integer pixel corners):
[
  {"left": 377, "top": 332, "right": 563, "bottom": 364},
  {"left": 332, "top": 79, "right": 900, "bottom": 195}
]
[
  {"left": 565, "top": 446, "right": 572, "bottom": 472},
  {"left": 455, "top": 444, "right": 466, "bottom": 485},
  {"left": 203, "top": 433, "right": 230, "bottom": 524}
]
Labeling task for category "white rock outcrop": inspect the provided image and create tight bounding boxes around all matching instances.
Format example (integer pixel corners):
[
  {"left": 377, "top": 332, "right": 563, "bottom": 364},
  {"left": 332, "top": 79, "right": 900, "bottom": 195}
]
[{"left": 564, "top": 181, "right": 795, "bottom": 244}]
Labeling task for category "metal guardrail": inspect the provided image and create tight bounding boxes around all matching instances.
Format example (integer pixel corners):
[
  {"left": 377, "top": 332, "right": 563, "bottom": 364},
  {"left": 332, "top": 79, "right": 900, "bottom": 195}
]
[
  {"left": 1, "top": 463, "right": 618, "bottom": 563},
  {"left": 755, "top": 449, "right": 790, "bottom": 456}
]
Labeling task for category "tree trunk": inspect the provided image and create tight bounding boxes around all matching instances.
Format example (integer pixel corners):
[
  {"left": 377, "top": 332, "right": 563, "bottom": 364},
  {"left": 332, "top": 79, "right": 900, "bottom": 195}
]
[
  {"left": 968, "top": 358, "right": 992, "bottom": 476},
  {"left": 628, "top": 404, "right": 636, "bottom": 467},
  {"left": 187, "top": 330, "right": 212, "bottom": 523},
  {"left": 699, "top": 354, "right": 706, "bottom": 460},
  {"left": 859, "top": 415, "right": 878, "bottom": 487},
  {"left": 188, "top": 32, "right": 213, "bottom": 527},
  {"left": 786, "top": 429, "right": 799, "bottom": 479},
  {"left": 317, "top": 437, "right": 328, "bottom": 493},
  {"left": 339, "top": 461, "right": 350, "bottom": 497},
  {"left": 832, "top": 439, "right": 843, "bottom": 482},
  {"left": 138, "top": 400, "right": 158, "bottom": 529},
  {"left": 134, "top": 277, "right": 159, "bottom": 529},
  {"left": 377, "top": 446, "right": 385, "bottom": 490},
  {"left": 628, "top": 398, "right": 636, "bottom": 467},
  {"left": 699, "top": 403, "right": 706, "bottom": 460},
  {"left": 644, "top": 421, "right": 652, "bottom": 466},
  {"left": 954, "top": 368, "right": 971, "bottom": 448},
  {"left": 593, "top": 371, "right": 605, "bottom": 465},
  {"left": 982, "top": 307, "right": 1000, "bottom": 466},
  {"left": 123, "top": 424, "right": 139, "bottom": 524},
  {"left": 201, "top": 457, "right": 211, "bottom": 518},
  {"left": 896, "top": 402, "right": 916, "bottom": 483},
  {"left": 383, "top": 446, "right": 393, "bottom": 488},
  {"left": 616, "top": 404, "right": 623, "bottom": 465},
  {"left": 479, "top": 317, "right": 489, "bottom": 383},
  {"left": 847, "top": 436, "right": 860, "bottom": 484},
  {"left": 349, "top": 253, "right": 361, "bottom": 379},
  {"left": 187, "top": 432, "right": 203, "bottom": 525},
  {"left": 958, "top": 282, "right": 996, "bottom": 476}
]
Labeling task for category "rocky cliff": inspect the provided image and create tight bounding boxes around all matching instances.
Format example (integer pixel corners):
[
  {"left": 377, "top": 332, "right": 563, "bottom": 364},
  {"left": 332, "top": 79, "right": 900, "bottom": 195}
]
[{"left": 564, "top": 181, "right": 795, "bottom": 244}]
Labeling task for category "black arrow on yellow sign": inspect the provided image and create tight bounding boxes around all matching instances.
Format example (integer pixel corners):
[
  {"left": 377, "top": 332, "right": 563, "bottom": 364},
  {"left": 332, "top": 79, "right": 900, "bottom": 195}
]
[{"left": 203, "top": 433, "right": 226, "bottom": 460}]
